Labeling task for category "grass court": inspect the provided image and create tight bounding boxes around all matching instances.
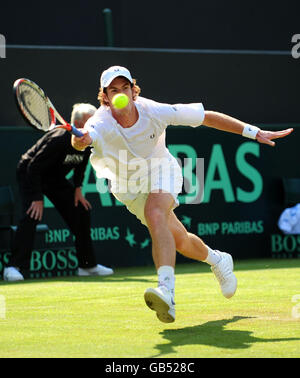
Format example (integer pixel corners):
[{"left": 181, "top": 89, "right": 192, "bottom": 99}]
[{"left": 0, "top": 258, "right": 299, "bottom": 358}]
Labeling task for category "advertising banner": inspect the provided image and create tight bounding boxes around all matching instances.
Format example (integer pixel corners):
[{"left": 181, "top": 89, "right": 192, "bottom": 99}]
[{"left": 0, "top": 124, "right": 298, "bottom": 279}]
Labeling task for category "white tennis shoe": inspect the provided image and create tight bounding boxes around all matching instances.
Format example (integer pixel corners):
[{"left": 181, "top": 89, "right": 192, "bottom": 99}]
[
  {"left": 144, "top": 286, "right": 175, "bottom": 323},
  {"left": 78, "top": 264, "right": 114, "bottom": 276},
  {"left": 211, "top": 251, "right": 237, "bottom": 298},
  {"left": 3, "top": 267, "right": 24, "bottom": 282}
]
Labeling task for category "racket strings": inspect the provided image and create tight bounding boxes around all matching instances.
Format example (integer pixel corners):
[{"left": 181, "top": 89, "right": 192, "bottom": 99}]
[{"left": 18, "top": 83, "right": 51, "bottom": 131}]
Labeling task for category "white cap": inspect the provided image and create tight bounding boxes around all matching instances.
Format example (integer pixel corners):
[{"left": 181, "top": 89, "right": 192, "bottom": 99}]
[{"left": 100, "top": 66, "right": 133, "bottom": 89}]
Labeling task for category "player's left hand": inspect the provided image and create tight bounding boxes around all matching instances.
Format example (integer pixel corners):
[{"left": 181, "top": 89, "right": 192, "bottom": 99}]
[
  {"left": 256, "top": 128, "right": 293, "bottom": 147},
  {"left": 74, "top": 187, "right": 92, "bottom": 210}
]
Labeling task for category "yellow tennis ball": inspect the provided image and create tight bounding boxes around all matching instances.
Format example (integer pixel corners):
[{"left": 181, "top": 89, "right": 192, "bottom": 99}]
[{"left": 112, "top": 93, "right": 129, "bottom": 109}]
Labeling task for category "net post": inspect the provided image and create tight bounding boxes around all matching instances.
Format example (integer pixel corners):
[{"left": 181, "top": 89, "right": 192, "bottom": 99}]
[{"left": 102, "top": 8, "right": 114, "bottom": 47}]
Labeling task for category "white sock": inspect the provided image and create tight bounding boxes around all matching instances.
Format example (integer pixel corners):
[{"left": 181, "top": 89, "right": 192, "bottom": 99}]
[
  {"left": 157, "top": 265, "right": 175, "bottom": 297},
  {"left": 204, "top": 247, "right": 222, "bottom": 266}
]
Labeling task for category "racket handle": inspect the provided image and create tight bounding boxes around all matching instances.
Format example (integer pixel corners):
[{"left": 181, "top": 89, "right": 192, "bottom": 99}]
[{"left": 70, "top": 125, "right": 84, "bottom": 137}]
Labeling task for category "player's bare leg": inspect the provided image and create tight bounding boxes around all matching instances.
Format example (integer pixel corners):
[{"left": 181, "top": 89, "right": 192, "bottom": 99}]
[
  {"left": 143, "top": 192, "right": 177, "bottom": 323},
  {"left": 143, "top": 192, "right": 237, "bottom": 323},
  {"left": 167, "top": 211, "right": 209, "bottom": 261},
  {"left": 168, "top": 211, "right": 237, "bottom": 299},
  {"left": 144, "top": 192, "right": 177, "bottom": 269}
]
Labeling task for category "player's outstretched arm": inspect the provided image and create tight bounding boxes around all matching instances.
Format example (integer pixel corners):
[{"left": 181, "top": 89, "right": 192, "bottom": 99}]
[
  {"left": 203, "top": 111, "right": 293, "bottom": 147},
  {"left": 71, "top": 129, "right": 92, "bottom": 151}
]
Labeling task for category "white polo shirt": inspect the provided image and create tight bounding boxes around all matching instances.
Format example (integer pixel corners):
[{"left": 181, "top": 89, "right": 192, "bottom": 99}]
[
  {"left": 85, "top": 96, "right": 204, "bottom": 191},
  {"left": 85, "top": 96, "right": 205, "bottom": 224}
]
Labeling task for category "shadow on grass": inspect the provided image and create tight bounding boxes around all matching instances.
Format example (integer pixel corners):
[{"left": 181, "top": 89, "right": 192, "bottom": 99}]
[{"left": 152, "top": 316, "right": 300, "bottom": 357}]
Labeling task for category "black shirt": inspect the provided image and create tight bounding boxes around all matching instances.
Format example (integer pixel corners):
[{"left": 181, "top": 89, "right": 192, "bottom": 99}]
[{"left": 17, "top": 128, "right": 90, "bottom": 201}]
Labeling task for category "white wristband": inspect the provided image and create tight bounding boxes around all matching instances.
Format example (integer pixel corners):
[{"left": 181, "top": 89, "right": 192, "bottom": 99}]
[{"left": 242, "top": 125, "right": 260, "bottom": 139}]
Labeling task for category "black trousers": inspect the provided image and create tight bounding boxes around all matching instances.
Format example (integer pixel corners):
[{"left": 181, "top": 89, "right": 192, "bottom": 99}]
[{"left": 10, "top": 170, "right": 97, "bottom": 270}]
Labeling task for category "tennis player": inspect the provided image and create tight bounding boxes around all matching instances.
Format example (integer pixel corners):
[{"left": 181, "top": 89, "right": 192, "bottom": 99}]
[
  {"left": 4, "top": 103, "right": 113, "bottom": 282},
  {"left": 72, "top": 66, "right": 293, "bottom": 323}
]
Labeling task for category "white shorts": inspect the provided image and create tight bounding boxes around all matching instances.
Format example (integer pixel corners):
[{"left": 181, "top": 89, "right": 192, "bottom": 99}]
[{"left": 112, "top": 157, "right": 183, "bottom": 226}]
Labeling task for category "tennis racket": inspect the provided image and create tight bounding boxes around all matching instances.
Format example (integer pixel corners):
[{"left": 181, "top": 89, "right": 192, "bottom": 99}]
[{"left": 13, "top": 78, "right": 83, "bottom": 137}]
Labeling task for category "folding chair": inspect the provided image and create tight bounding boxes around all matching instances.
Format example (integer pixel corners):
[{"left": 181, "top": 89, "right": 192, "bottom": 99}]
[{"left": 282, "top": 178, "right": 300, "bottom": 206}]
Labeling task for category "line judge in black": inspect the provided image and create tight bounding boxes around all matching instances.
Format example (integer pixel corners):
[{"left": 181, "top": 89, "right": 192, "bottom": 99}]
[{"left": 4, "top": 103, "right": 113, "bottom": 281}]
